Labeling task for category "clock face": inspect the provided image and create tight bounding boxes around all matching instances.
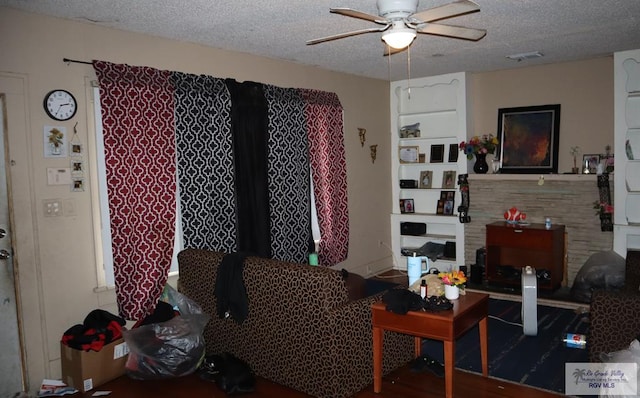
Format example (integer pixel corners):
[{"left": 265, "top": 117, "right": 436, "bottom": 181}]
[{"left": 44, "top": 89, "right": 77, "bottom": 121}]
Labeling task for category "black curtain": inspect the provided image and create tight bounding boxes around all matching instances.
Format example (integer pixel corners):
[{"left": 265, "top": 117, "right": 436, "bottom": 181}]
[{"left": 225, "top": 79, "right": 271, "bottom": 257}]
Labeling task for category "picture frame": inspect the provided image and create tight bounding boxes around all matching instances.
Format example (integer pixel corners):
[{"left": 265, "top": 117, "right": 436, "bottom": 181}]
[
  {"left": 71, "top": 143, "right": 83, "bottom": 156},
  {"left": 583, "top": 154, "right": 601, "bottom": 174},
  {"left": 436, "top": 200, "right": 445, "bottom": 215},
  {"left": 443, "top": 200, "right": 455, "bottom": 215},
  {"left": 71, "top": 159, "right": 84, "bottom": 176},
  {"left": 44, "top": 126, "right": 68, "bottom": 158},
  {"left": 440, "top": 191, "right": 456, "bottom": 201},
  {"left": 430, "top": 144, "right": 445, "bottom": 163},
  {"left": 442, "top": 170, "right": 457, "bottom": 189},
  {"left": 399, "top": 198, "right": 415, "bottom": 214},
  {"left": 419, "top": 171, "right": 433, "bottom": 189},
  {"left": 497, "top": 104, "right": 561, "bottom": 174},
  {"left": 71, "top": 178, "right": 85, "bottom": 192},
  {"left": 399, "top": 146, "right": 419, "bottom": 163},
  {"left": 448, "top": 143, "right": 459, "bottom": 163}
]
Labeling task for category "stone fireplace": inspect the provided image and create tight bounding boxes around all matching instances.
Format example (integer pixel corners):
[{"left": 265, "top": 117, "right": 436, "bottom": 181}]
[{"left": 464, "top": 174, "right": 614, "bottom": 287}]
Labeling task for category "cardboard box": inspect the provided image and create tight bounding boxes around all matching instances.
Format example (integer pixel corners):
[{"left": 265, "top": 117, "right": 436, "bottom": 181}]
[{"left": 60, "top": 337, "right": 129, "bottom": 392}]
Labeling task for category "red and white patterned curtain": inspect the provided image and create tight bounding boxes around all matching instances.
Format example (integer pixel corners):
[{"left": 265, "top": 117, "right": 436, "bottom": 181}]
[
  {"left": 93, "top": 61, "right": 177, "bottom": 321},
  {"left": 300, "top": 89, "right": 349, "bottom": 265}
]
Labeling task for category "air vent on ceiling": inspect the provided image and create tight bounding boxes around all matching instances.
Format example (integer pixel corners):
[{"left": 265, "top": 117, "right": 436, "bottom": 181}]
[{"left": 506, "top": 51, "right": 544, "bottom": 62}]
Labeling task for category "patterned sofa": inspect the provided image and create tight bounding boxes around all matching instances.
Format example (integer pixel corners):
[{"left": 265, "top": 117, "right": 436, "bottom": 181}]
[
  {"left": 177, "top": 248, "right": 414, "bottom": 398},
  {"left": 589, "top": 250, "right": 640, "bottom": 362}
]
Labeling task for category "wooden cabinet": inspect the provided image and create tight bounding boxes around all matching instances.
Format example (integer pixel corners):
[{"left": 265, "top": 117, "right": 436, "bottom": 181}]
[{"left": 485, "top": 222, "right": 565, "bottom": 291}]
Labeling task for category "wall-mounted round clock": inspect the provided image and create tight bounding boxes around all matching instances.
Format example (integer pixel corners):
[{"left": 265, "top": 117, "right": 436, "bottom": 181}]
[{"left": 43, "top": 89, "right": 77, "bottom": 121}]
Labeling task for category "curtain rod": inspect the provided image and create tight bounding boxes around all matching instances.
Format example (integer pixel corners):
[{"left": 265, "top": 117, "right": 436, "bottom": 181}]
[{"left": 63, "top": 58, "right": 92, "bottom": 65}]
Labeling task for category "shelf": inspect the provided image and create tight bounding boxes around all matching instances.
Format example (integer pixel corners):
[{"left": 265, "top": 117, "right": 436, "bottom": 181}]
[{"left": 401, "top": 233, "right": 455, "bottom": 240}]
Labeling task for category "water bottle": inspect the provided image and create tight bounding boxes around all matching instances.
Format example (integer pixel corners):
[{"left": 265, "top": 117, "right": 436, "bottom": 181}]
[
  {"left": 563, "top": 333, "right": 586, "bottom": 349},
  {"left": 545, "top": 217, "right": 552, "bottom": 230}
]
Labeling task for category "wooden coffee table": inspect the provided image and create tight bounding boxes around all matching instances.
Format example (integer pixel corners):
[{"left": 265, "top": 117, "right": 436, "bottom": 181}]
[{"left": 372, "top": 291, "right": 489, "bottom": 398}]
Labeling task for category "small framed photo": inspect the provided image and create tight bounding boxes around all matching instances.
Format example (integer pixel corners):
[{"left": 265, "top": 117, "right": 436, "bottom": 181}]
[
  {"left": 448, "top": 143, "right": 459, "bottom": 163},
  {"left": 71, "top": 178, "right": 85, "bottom": 192},
  {"left": 418, "top": 153, "right": 426, "bottom": 163},
  {"left": 443, "top": 200, "right": 455, "bottom": 215},
  {"left": 71, "top": 159, "right": 84, "bottom": 176},
  {"left": 430, "top": 144, "right": 445, "bottom": 163},
  {"left": 442, "top": 170, "right": 457, "bottom": 189},
  {"left": 583, "top": 154, "right": 600, "bottom": 174},
  {"left": 71, "top": 143, "right": 83, "bottom": 156},
  {"left": 440, "top": 191, "right": 456, "bottom": 201},
  {"left": 436, "top": 200, "right": 445, "bottom": 215},
  {"left": 419, "top": 171, "right": 433, "bottom": 189},
  {"left": 399, "top": 146, "right": 419, "bottom": 163},
  {"left": 400, "top": 198, "right": 415, "bottom": 214}
]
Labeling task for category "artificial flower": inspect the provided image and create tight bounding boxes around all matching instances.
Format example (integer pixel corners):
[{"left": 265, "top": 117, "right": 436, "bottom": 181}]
[
  {"left": 459, "top": 134, "right": 499, "bottom": 159},
  {"left": 437, "top": 270, "right": 467, "bottom": 288}
]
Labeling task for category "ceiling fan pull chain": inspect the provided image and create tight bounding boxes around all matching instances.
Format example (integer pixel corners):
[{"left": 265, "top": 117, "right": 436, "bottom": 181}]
[{"left": 407, "top": 45, "right": 411, "bottom": 99}]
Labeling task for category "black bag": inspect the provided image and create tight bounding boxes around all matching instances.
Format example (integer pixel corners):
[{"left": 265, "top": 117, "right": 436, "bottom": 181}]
[
  {"left": 382, "top": 289, "right": 424, "bottom": 314},
  {"left": 198, "top": 352, "right": 256, "bottom": 395}
]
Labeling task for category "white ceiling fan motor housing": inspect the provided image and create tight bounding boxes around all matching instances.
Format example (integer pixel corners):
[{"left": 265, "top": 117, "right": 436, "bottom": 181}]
[{"left": 377, "top": 0, "right": 418, "bottom": 19}]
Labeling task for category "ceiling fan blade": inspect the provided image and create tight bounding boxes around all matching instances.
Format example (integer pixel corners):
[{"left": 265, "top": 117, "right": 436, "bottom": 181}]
[
  {"left": 307, "top": 26, "right": 389, "bottom": 45},
  {"left": 417, "top": 22, "right": 486, "bottom": 41},
  {"left": 411, "top": 0, "right": 480, "bottom": 23},
  {"left": 330, "top": 8, "right": 389, "bottom": 24}
]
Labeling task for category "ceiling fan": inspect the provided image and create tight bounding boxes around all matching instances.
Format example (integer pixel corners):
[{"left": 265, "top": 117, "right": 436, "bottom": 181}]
[{"left": 307, "top": 0, "right": 486, "bottom": 54}]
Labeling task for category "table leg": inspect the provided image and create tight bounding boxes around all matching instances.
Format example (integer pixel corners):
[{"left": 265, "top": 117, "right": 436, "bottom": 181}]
[
  {"left": 479, "top": 316, "right": 488, "bottom": 377},
  {"left": 414, "top": 336, "right": 422, "bottom": 357},
  {"left": 373, "top": 326, "right": 383, "bottom": 393},
  {"left": 443, "top": 340, "right": 454, "bottom": 398}
]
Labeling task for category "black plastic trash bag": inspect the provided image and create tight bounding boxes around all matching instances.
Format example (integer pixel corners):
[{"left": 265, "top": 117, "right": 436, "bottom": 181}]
[{"left": 124, "top": 285, "right": 210, "bottom": 379}]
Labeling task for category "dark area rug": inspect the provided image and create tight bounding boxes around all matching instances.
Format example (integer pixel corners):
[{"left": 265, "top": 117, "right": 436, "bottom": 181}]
[{"left": 420, "top": 298, "right": 590, "bottom": 395}]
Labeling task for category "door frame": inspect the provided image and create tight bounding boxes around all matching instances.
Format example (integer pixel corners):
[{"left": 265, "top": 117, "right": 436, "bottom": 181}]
[{"left": 1, "top": 72, "right": 45, "bottom": 392}]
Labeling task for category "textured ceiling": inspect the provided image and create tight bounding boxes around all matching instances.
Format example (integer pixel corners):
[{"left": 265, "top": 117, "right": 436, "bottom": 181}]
[{"left": 3, "top": 0, "right": 640, "bottom": 81}]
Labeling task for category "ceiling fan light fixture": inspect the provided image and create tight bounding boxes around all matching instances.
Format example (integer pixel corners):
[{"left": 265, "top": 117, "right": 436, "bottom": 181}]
[{"left": 382, "top": 28, "right": 416, "bottom": 49}]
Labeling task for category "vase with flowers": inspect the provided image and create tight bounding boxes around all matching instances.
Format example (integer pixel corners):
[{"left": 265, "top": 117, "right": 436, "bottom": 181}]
[
  {"left": 438, "top": 270, "right": 467, "bottom": 300},
  {"left": 459, "top": 134, "right": 499, "bottom": 174}
]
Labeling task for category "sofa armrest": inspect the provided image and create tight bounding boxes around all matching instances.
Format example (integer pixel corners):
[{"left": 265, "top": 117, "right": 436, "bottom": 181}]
[
  {"left": 314, "top": 290, "right": 414, "bottom": 398},
  {"left": 589, "top": 289, "right": 640, "bottom": 362}
]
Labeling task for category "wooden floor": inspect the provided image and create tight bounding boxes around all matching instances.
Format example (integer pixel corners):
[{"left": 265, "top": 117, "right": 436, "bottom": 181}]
[{"left": 81, "top": 365, "right": 563, "bottom": 397}]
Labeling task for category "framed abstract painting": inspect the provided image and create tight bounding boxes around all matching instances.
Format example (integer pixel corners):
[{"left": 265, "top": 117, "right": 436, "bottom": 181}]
[{"left": 497, "top": 104, "right": 561, "bottom": 174}]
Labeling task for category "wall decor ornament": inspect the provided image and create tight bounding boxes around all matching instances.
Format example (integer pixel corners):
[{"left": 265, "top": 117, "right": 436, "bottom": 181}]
[
  {"left": 370, "top": 144, "right": 377, "bottom": 163},
  {"left": 358, "top": 128, "right": 366, "bottom": 147},
  {"left": 44, "top": 125, "right": 68, "bottom": 157}
]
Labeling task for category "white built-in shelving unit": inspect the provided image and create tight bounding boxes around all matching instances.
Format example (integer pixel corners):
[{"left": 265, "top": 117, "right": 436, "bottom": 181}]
[
  {"left": 614, "top": 49, "right": 640, "bottom": 254},
  {"left": 390, "top": 72, "right": 470, "bottom": 272}
]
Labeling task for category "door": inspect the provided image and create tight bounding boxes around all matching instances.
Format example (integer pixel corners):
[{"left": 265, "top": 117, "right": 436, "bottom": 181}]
[{"left": 0, "top": 94, "right": 25, "bottom": 395}]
